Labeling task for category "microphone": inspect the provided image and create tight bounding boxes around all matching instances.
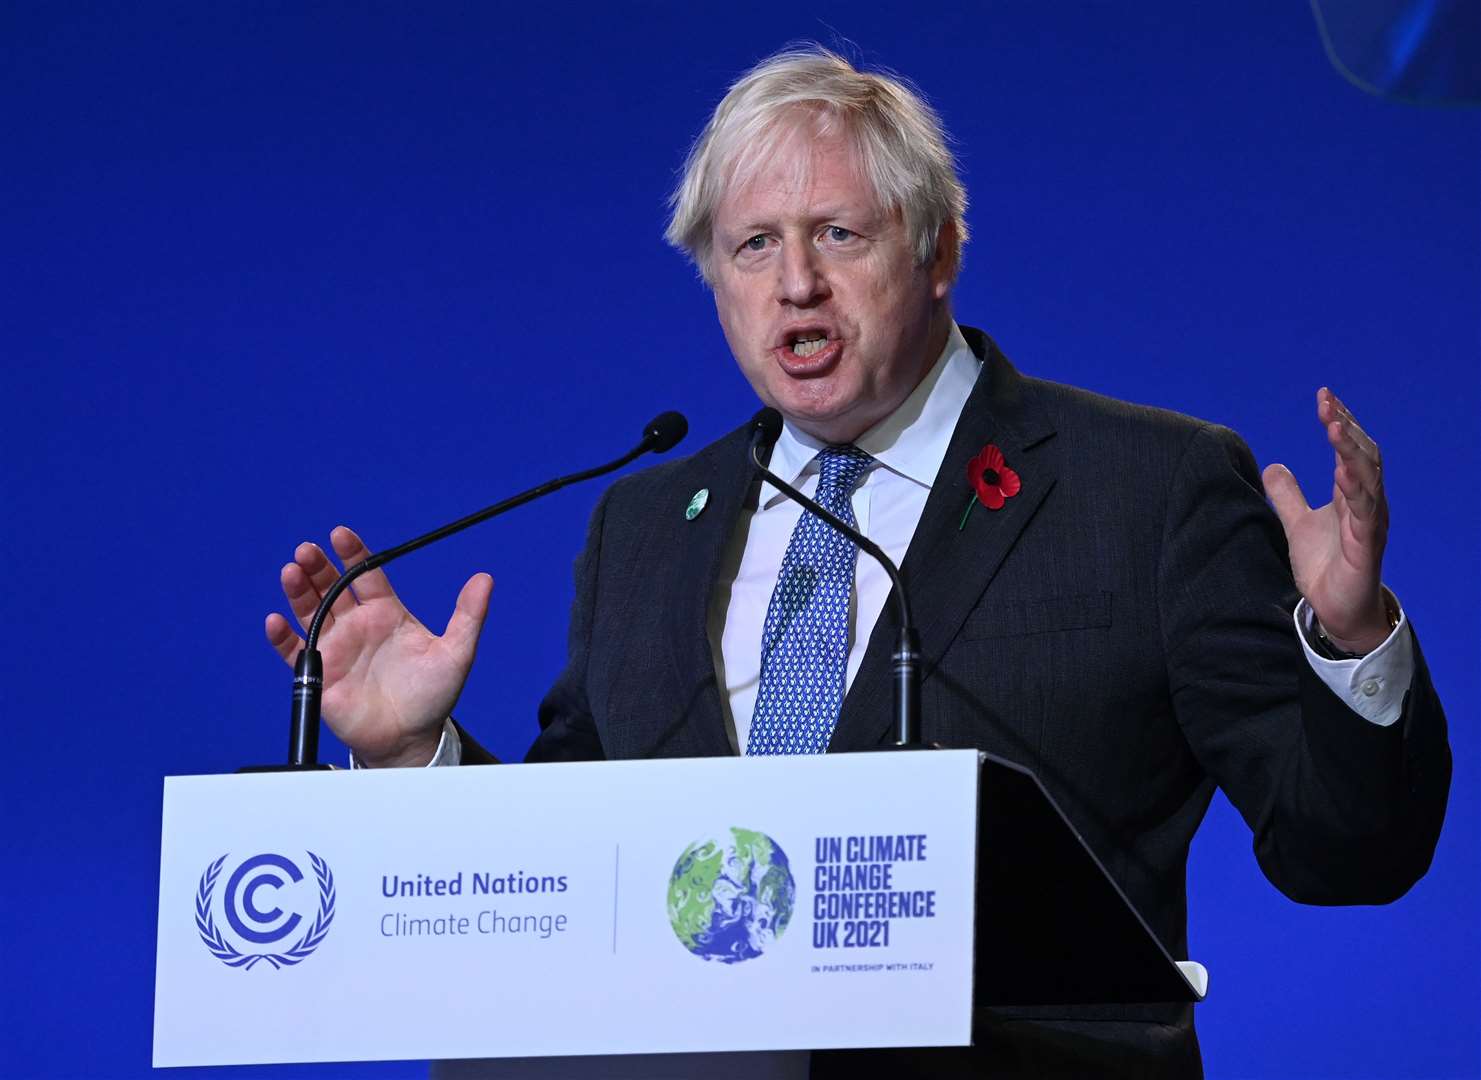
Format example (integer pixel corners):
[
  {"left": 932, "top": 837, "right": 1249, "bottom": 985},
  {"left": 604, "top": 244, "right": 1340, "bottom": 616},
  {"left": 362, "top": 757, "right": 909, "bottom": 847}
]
[
  {"left": 747, "top": 408, "right": 922, "bottom": 748},
  {"left": 276, "top": 410, "right": 689, "bottom": 770},
  {"left": 644, "top": 410, "right": 688, "bottom": 453}
]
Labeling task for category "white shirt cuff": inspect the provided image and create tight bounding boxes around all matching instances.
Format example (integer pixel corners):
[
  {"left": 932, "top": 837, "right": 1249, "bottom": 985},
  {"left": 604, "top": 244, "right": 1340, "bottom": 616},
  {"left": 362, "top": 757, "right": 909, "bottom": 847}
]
[
  {"left": 1294, "top": 592, "right": 1414, "bottom": 728},
  {"left": 348, "top": 717, "right": 462, "bottom": 769}
]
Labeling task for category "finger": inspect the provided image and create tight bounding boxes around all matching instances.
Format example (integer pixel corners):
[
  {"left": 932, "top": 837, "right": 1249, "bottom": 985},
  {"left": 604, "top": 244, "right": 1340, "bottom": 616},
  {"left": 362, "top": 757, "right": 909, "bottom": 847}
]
[
  {"left": 441, "top": 573, "right": 494, "bottom": 665},
  {"left": 1261, "top": 463, "right": 1310, "bottom": 532},
  {"left": 281, "top": 560, "right": 337, "bottom": 635},
  {"left": 1319, "top": 388, "right": 1381, "bottom": 466},
  {"left": 1322, "top": 387, "right": 1364, "bottom": 432},
  {"left": 1334, "top": 460, "right": 1384, "bottom": 527},
  {"left": 328, "top": 525, "right": 398, "bottom": 603},
  {"left": 295, "top": 541, "right": 357, "bottom": 619},
  {"left": 265, "top": 612, "right": 305, "bottom": 665},
  {"left": 1327, "top": 415, "right": 1379, "bottom": 466},
  {"left": 1326, "top": 414, "right": 1384, "bottom": 507}
]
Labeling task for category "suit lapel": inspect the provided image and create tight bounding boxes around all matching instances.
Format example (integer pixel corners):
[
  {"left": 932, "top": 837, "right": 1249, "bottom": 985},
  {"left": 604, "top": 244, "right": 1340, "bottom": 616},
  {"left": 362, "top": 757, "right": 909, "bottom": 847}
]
[
  {"left": 829, "top": 334, "right": 1059, "bottom": 752},
  {"left": 658, "top": 430, "right": 756, "bottom": 757}
]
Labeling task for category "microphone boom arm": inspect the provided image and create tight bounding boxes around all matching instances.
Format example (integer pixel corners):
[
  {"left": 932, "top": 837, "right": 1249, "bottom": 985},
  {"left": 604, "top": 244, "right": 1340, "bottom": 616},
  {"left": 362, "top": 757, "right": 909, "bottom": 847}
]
[
  {"left": 284, "top": 411, "right": 686, "bottom": 769},
  {"left": 305, "top": 444, "right": 651, "bottom": 650}
]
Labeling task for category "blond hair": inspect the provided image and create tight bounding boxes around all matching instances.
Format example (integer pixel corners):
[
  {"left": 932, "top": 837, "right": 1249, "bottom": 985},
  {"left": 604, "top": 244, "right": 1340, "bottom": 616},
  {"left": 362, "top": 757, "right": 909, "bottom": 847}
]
[{"left": 666, "top": 46, "right": 969, "bottom": 283}]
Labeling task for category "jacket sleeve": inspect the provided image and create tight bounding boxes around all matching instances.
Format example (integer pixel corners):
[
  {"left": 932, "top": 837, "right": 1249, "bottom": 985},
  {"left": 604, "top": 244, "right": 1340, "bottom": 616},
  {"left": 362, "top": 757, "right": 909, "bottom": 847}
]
[{"left": 1159, "top": 423, "right": 1450, "bottom": 904}]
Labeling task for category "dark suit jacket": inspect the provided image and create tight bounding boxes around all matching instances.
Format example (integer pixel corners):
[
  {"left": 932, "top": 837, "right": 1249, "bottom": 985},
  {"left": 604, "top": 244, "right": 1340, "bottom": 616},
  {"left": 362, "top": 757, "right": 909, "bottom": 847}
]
[{"left": 463, "top": 328, "right": 1450, "bottom": 1078}]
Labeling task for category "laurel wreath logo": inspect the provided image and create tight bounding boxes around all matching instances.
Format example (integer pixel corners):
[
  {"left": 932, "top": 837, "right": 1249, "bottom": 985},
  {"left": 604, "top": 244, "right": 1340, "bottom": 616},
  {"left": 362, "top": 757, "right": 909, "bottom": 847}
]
[{"left": 195, "top": 852, "right": 336, "bottom": 970}]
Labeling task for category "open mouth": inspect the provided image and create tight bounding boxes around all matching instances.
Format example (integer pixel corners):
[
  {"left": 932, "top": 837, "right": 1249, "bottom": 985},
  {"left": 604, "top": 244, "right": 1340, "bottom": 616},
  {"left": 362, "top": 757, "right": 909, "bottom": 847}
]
[
  {"left": 788, "top": 332, "right": 830, "bottom": 358},
  {"left": 774, "top": 328, "right": 841, "bottom": 374}
]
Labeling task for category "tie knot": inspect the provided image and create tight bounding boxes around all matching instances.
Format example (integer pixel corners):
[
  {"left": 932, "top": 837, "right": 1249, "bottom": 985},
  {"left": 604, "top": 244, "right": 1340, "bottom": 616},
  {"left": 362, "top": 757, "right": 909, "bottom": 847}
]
[{"left": 816, "top": 445, "right": 873, "bottom": 494}]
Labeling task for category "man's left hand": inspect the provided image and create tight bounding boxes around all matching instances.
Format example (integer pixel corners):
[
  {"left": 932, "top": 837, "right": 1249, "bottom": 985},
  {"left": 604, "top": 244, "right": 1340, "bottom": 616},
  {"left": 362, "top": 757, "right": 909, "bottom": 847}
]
[{"left": 1262, "top": 388, "right": 1392, "bottom": 655}]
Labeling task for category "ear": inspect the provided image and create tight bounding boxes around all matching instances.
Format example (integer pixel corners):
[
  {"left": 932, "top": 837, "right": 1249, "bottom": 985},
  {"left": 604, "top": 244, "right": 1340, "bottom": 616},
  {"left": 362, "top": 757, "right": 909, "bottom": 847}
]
[{"left": 929, "top": 219, "right": 959, "bottom": 299}]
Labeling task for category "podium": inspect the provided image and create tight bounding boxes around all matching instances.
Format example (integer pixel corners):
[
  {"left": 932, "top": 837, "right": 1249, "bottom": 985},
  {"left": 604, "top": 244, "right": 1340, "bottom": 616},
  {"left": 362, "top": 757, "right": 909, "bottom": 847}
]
[{"left": 152, "top": 750, "right": 1203, "bottom": 1069}]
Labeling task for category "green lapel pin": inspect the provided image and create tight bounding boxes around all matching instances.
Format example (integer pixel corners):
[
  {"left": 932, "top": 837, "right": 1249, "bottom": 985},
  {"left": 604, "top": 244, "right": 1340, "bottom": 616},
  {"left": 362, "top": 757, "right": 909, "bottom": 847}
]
[{"left": 685, "top": 488, "right": 709, "bottom": 521}]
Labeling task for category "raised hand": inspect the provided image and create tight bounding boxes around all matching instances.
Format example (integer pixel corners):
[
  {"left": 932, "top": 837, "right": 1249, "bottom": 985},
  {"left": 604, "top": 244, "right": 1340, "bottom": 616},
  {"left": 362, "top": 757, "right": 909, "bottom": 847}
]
[
  {"left": 264, "top": 526, "right": 493, "bottom": 767},
  {"left": 1262, "top": 388, "right": 1392, "bottom": 655}
]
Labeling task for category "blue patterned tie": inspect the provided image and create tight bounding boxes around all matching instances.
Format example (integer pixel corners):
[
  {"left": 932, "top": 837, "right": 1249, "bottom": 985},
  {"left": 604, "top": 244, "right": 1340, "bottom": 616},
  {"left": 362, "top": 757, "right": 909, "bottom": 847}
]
[{"left": 746, "top": 445, "right": 874, "bottom": 756}]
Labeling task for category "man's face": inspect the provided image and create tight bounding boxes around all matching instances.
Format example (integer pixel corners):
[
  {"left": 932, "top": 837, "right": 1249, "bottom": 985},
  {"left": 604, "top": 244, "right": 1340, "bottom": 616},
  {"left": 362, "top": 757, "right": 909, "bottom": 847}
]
[{"left": 710, "top": 127, "right": 954, "bottom": 445}]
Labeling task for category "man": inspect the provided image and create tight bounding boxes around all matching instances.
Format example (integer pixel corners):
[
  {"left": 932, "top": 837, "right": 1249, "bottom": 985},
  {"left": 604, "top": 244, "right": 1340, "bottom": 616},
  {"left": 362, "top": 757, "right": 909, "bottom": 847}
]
[{"left": 266, "top": 48, "right": 1449, "bottom": 1078}]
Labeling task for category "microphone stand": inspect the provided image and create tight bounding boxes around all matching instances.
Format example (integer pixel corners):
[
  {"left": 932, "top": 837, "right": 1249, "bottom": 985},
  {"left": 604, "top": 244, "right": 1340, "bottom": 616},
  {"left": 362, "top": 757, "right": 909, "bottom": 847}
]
[{"left": 244, "top": 412, "right": 687, "bottom": 772}]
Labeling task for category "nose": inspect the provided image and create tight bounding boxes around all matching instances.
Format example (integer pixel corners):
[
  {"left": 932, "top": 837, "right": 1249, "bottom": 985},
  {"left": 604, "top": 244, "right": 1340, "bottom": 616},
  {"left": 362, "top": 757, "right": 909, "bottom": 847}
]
[{"left": 777, "top": 239, "right": 829, "bottom": 307}]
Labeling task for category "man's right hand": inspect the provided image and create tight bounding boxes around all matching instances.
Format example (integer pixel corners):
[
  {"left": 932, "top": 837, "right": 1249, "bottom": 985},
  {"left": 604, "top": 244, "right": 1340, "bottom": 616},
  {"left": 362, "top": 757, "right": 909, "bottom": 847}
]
[{"left": 264, "top": 525, "right": 493, "bottom": 768}]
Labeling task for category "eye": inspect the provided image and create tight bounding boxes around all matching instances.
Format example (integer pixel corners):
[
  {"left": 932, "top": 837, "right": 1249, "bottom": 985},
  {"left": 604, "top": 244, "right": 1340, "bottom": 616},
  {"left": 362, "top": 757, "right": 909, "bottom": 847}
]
[
  {"left": 741, "top": 234, "right": 769, "bottom": 252},
  {"left": 823, "top": 226, "right": 856, "bottom": 243}
]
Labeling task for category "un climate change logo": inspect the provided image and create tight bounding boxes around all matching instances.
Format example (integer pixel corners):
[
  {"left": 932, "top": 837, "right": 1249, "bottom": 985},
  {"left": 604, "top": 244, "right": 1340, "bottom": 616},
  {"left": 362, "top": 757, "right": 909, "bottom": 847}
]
[
  {"left": 195, "top": 852, "right": 335, "bottom": 970},
  {"left": 667, "top": 828, "right": 795, "bottom": 964}
]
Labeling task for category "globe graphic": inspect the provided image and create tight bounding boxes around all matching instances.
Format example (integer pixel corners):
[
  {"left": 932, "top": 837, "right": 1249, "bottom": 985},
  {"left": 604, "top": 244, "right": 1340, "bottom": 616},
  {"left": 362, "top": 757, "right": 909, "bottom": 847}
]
[{"left": 667, "top": 828, "right": 795, "bottom": 963}]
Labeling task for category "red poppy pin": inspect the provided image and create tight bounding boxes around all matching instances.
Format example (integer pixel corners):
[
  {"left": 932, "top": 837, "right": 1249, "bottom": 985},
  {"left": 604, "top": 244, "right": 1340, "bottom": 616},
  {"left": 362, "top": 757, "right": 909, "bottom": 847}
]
[{"left": 959, "top": 443, "right": 1021, "bottom": 529}]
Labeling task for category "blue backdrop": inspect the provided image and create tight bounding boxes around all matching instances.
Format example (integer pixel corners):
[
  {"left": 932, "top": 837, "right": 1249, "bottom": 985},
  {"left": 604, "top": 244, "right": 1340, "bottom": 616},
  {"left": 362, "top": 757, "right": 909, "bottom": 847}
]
[{"left": 3, "top": 4, "right": 1476, "bottom": 1078}]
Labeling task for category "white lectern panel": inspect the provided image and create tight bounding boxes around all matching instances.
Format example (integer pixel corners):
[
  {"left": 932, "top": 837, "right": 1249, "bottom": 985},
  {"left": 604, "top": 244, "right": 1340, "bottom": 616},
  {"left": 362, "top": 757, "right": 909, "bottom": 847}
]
[{"left": 153, "top": 751, "right": 979, "bottom": 1067}]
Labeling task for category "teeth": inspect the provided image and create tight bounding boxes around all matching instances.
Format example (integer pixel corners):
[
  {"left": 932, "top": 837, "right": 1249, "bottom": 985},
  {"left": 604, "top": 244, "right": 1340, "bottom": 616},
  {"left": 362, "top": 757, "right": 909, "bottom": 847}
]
[{"left": 790, "top": 335, "right": 828, "bottom": 357}]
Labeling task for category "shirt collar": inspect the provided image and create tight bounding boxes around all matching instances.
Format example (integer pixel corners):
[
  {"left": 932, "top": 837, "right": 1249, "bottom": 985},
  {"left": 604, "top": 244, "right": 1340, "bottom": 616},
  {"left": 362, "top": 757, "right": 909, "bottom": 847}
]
[{"left": 761, "top": 322, "right": 981, "bottom": 505}]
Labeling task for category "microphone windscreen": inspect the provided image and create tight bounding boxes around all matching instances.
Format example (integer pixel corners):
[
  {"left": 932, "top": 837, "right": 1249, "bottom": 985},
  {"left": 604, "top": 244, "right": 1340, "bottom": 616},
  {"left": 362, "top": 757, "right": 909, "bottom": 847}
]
[
  {"left": 750, "top": 407, "right": 783, "bottom": 449},
  {"left": 644, "top": 411, "right": 688, "bottom": 453}
]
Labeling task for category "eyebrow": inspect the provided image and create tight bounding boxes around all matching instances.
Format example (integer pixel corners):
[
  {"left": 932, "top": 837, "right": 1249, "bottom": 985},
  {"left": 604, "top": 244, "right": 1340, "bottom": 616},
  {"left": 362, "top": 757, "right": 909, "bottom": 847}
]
[{"left": 723, "top": 206, "right": 883, "bottom": 237}]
